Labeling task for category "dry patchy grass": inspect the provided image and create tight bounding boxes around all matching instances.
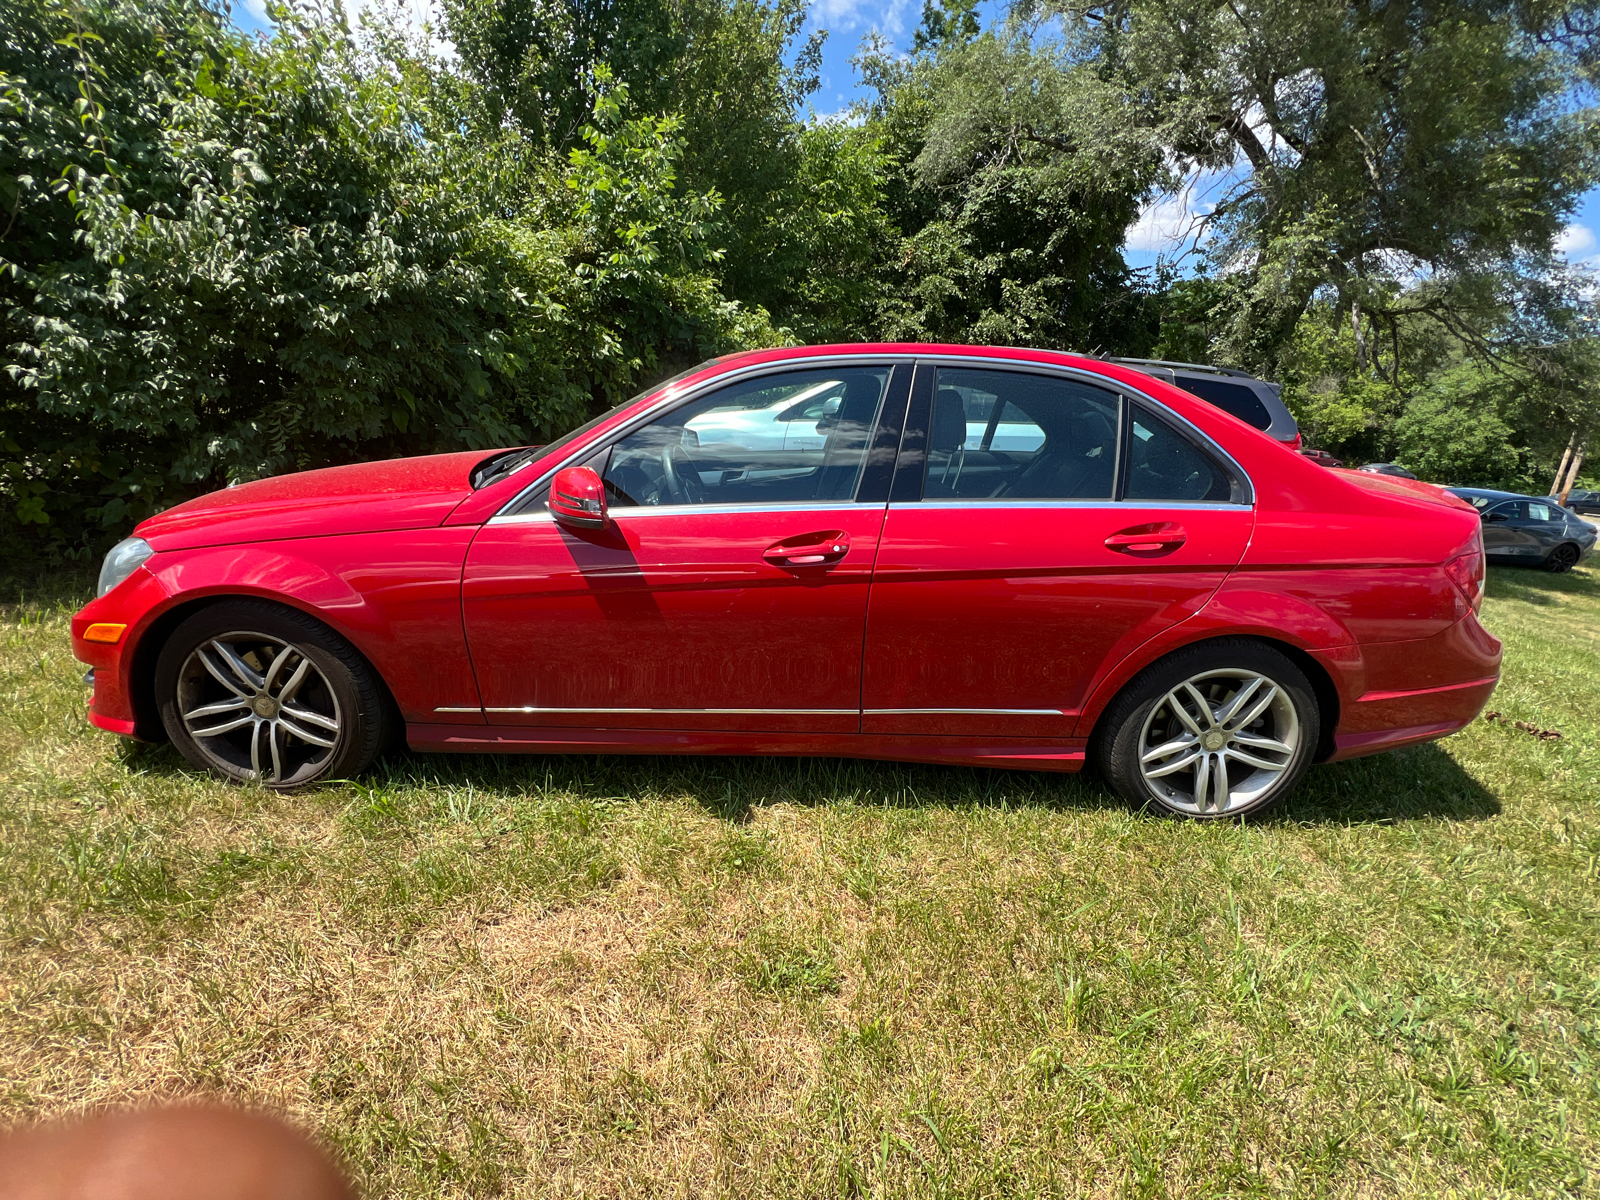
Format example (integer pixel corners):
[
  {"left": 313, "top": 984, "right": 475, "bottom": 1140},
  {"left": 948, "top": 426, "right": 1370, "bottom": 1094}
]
[{"left": 1, "top": 566, "right": 1597, "bottom": 1198}]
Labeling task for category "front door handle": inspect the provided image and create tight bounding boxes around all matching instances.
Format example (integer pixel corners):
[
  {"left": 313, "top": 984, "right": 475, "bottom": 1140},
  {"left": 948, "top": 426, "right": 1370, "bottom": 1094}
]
[
  {"left": 1105, "top": 522, "right": 1187, "bottom": 555},
  {"left": 764, "top": 530, "right": 850, "bottom": 568}
]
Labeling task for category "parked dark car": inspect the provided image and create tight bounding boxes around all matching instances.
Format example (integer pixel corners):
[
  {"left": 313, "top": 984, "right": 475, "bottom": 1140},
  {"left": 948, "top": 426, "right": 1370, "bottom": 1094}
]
[
  {"left": 1106, "top": 359, "right": 1301, "bottom": 449},
  {"left": 1448, "top": 488, "right": 1598, "bottom": 572},
  {"left": 1300, "top": 449, "right": 1343, "bottom": 468},
  {"left": 1551, "top": 488, "right": 1600, "bottom": 516},
  {"left": 1358, "top": 463, "right": 1417, "bottom": 480}
]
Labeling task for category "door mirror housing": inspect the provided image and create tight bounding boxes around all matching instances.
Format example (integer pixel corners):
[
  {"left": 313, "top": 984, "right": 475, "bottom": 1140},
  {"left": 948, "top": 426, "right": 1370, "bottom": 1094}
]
[{"left": 548, "top": 466, "right": 607, "bottom": 529}]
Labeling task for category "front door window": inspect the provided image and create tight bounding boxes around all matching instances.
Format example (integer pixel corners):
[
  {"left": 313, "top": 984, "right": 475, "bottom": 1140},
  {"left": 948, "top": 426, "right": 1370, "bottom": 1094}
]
[{"left": 601, "top": 366, "right": 889, "bottom": 508}]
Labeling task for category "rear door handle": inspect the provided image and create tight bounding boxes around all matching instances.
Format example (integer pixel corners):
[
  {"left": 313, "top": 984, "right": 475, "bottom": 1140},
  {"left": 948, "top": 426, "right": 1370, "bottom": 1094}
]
[
  {"left": 764, "top": 530, "right": 850, "bottom": 568},
  {"left": 1105, "top": 522, "right": 1187, "bottom": 555}
]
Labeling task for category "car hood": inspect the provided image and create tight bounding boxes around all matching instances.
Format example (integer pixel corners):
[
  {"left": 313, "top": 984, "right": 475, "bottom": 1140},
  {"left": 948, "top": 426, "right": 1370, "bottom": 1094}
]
[{"left": 134, "top": 451, "right": 494, "bottom": 551}]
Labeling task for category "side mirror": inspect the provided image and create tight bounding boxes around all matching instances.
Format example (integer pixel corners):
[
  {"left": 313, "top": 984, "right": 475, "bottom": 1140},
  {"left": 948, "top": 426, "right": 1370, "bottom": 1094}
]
[{"left": 547, "top": 466, "right": 607, "bottom": 529}]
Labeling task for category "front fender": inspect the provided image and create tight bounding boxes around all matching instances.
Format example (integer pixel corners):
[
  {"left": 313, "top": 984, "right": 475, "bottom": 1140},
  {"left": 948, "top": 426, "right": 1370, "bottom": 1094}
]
[{"left": 75, "top": 529, "right": 483, "bottom": 732}]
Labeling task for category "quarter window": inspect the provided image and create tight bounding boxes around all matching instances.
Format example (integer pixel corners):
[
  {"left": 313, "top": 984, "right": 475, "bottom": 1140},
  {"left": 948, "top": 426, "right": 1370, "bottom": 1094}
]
[
  {"left": 1123, "top": 405, "right": 1236, "bottom": 503},
  {"left": 924, "top": 368, "right": 1119, "bottom": 500},
  {"left": 600, "top": 366, "right": 889, "bottom": 507}
]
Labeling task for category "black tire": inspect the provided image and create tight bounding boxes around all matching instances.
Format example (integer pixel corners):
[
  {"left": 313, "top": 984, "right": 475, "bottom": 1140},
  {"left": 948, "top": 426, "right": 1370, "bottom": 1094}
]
[
  {"left": 1544, "top": 544, "right": 1579, "bottom": 573},
  {"left": 155, "top": 600, "right": 388, "bottom": 788},
  {"left": 1094, "top": 639, "right": 1321, "bottom": 820}
]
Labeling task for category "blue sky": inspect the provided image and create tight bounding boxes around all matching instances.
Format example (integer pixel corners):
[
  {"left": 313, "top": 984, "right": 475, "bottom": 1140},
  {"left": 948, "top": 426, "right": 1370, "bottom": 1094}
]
[{"left": 228, "top": 0, "right": 1600, "bottom": 274}]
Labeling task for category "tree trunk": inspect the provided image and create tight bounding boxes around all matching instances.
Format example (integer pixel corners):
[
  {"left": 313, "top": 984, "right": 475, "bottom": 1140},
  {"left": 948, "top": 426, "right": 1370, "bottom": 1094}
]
[
  {"left": 1559, "top": 445, "right": 1586, "bottom": 505},
  {"left": 1350, "top": 300, "right": 1367, "bottom": 374},
  {"left": 1553, "top": 432, "right": 1576, "bottom": 497}
]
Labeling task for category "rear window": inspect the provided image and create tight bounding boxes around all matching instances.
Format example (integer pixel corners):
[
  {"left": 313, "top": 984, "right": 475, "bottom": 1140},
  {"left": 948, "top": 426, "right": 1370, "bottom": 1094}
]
[{"left": 1176, "top": 377, "right": 1273, "bottom": 431}]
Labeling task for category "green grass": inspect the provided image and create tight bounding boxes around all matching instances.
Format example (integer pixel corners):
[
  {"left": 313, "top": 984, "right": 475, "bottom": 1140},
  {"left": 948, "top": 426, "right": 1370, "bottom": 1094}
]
[{"left": 1, "top": 565, "right": 1597, "bottom": 1198}]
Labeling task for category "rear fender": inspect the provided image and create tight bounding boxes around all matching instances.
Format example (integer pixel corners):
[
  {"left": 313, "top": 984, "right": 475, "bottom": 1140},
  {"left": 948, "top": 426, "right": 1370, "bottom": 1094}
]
[{"left": 1072, "top": 587, "right": 1361, "bottom": 747}]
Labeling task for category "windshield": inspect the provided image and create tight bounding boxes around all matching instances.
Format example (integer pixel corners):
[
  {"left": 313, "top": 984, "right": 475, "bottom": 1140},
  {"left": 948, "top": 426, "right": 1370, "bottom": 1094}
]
[{"left": 470, "top": 357, "right": 727, "bottom": 490}]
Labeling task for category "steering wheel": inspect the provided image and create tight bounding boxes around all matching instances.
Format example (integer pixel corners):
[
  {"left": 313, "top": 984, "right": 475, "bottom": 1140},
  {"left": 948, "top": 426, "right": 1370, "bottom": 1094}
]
[{"left": 659, "top": 443, "right": 705, "bottom": 505}]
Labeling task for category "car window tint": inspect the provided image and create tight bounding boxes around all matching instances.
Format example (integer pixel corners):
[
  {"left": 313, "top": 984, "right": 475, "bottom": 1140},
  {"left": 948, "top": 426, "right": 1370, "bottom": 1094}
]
[
  {"left": 1175, "top": 377, "right": 1273, "bottom": 431},
  {"left": 1527, "top": 501, "right": 1554, "bottom": 522},
  {"left": 1123, "top": 405, "right": 1235, "bottom": 502},
  {"left": 1487, "top": 501, "right": 1523, "bottom": 519},
  {"left": 601, "top": 367, "right": 889, "bottom": 507},
  {"left": 924, "top": 368, "right": 1117, "bottom": 500}
]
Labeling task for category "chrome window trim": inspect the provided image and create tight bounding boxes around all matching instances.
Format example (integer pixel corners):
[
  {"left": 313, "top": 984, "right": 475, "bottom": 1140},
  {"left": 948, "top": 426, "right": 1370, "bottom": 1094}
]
[
  {"left": 605, "top": 500, "right": 882, "bottom": 520},
  {"left": 487, "top": 500, "right": 885, "bottom": 526},
  {"left": 897, "top": 498, "right": 1250, "bottom": 512},
  {"left": 496, "top": 354, "right": 920, "bottom": 519}
]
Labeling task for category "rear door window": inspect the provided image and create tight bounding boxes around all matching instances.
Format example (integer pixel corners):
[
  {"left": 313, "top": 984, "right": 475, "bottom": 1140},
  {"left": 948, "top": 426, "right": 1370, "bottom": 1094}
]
[
  {"left": 1526, "top": 501, "right": 1555, "bottom": 522},
  {"left": 924, "top": 368, "right": 1118, "bottom": 500}
]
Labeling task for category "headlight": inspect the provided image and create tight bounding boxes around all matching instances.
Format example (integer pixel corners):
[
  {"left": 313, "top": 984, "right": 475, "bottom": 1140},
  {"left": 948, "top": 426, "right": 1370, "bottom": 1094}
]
[{"left": 97, "top": 537, "right": 154, "bottom": 597}]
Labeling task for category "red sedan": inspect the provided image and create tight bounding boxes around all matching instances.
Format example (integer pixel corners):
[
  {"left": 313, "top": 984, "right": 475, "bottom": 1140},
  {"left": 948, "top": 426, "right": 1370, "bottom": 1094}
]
[{"left": 72, "top": 345, "right": 1500, "bottom": 818}]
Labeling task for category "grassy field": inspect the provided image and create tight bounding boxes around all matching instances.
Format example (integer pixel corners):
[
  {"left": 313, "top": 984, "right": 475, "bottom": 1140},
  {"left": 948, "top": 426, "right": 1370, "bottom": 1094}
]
[{"left": 1, "top": 566, "right": 1597, "bottom": 1199}]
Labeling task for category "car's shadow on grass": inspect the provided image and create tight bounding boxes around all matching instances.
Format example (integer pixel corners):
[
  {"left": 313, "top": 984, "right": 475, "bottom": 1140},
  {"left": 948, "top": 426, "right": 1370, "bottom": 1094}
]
[{"left": 120, "top": 737, "right": 1501, "bottom": 826}]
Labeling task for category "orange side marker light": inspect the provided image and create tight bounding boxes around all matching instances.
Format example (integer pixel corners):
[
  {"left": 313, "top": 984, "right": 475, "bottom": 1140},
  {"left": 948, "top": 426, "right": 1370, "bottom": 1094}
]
[{"left": 82, "top": 623, "right": 127, "bottom": 644}]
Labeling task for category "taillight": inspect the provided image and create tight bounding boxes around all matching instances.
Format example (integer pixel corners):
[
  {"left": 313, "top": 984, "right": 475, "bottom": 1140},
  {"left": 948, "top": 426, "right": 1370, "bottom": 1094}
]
[{"left": 1444, "top": 548, "right": 1485, "bottom": 613}]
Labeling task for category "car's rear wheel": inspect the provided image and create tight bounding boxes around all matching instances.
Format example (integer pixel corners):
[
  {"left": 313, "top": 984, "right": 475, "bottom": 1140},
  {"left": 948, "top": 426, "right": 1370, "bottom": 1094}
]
[
  {"left": 1096, "top": 640, "right": 1320, "bottom": 820},
  {"left": 1544, "top": 544, "right": 1580, "bottom": 573},
  {"left": 155, "top": 601, "right": 388, "bottom": 788}
]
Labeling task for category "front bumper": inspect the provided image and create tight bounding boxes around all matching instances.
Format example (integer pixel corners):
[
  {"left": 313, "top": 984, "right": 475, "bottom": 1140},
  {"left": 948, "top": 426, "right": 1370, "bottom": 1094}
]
[{"left": 71, "top": 566, "right": 172, "bottom": 738}]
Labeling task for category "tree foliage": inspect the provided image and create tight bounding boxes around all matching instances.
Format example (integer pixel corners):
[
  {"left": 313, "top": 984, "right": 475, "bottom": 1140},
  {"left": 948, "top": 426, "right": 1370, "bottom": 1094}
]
[
  {"left": 1, "top": 0, "right": 776, "bottom": 550},
  {"left": 2, "top": 0, "right": 1599, "bottom": 556},
  {"left": 1041, "top": 0, "right": 1600, "bottom": 371}
]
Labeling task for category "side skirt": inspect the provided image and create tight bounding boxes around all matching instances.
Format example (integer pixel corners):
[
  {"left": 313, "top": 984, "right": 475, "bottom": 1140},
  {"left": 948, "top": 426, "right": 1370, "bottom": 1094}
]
[{"left": 405, "top": 724, "right": 1086, "bottom": 773}]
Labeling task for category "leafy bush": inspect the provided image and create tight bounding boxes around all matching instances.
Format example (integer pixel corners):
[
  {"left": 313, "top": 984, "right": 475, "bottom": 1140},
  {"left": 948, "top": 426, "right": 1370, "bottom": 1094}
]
[{"left": 0, "top": 0, "right": 778, "bottom": 556}]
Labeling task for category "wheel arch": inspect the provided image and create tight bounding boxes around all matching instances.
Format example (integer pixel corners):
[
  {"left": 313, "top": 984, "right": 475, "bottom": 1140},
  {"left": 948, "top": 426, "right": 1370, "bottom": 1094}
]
[
  {"left": 1082, "top": 632, "right": 1341, "bottom": 767},
  {"left": 127, "top": 593, "right": 402, "bottom": 743}
]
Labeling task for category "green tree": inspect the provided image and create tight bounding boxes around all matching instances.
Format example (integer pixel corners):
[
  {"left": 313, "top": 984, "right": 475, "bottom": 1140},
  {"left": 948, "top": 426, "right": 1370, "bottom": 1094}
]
[
  {"left": 853, "top": 24, "right": 1165, "bottom": 351},
  {"left": 0, "top": 0, "right": 776, "bottom": 554},
  {"left": 1039, "top": 0, "right": 1600, "bottom": 371},
  {"left": 437, "top": 0, "right": 822, "bottom": 309}
]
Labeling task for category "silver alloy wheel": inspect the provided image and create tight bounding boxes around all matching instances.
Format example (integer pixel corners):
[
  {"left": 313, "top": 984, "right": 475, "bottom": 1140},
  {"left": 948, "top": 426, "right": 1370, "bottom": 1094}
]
[
  {"left": 176, "top": 632, "right": 342, "bottom": 784},
  {"left": 1137, "top": 668, "right": 1300, "bottom": 815}
]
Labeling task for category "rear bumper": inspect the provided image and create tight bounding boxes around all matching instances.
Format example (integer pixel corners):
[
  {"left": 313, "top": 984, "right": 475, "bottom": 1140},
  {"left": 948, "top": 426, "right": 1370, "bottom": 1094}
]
[
  {"left": 1325, "top": 677, "right": 1499, "bottom": 761},
  {"left": 1322, "top": 612, "right": 1502, "bottom": 762}
]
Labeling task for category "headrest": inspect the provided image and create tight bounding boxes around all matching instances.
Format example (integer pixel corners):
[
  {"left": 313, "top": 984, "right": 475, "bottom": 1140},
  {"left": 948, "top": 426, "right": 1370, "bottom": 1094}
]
[{"left": 931, "top": 388, "right": 968, "bottom": 453}]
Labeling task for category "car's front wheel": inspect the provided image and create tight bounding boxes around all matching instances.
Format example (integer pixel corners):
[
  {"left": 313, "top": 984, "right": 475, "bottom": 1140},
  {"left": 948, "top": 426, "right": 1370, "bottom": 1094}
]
[
  {"left": 155, "top": 601, "right": 388, "bottom": 787},
  {"left": 1096, "top": 640, "right": 1320, "bottom": 820}
]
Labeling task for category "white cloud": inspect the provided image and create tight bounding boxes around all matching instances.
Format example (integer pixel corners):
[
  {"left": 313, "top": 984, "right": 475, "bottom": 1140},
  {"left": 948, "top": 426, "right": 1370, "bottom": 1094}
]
[
  {"left": 809, "top": 0, "right": 915, "bottom": 36},
  {"left": 1125, "top": 172, "right": 1230, "bottom": 256},
  {"left": 1557, "top": 223, "right": 1597, "bottom": 259},
  {"left": 239, "top": 0, "right": 268, "bottom": 20}
]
